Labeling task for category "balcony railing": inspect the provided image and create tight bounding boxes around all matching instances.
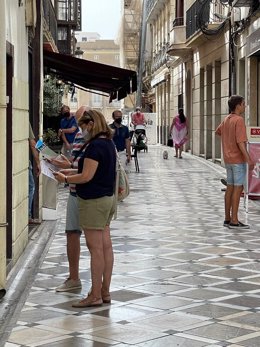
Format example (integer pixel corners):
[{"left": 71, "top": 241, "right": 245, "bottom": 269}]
[
  {"left": 173, "top": 17, "right": 184, "bottom": 27},
  {"left": 186, "top": 0, "right": 229, "bottom": 40},
  {"left": 43, "top": 0, "right": 57, "bottom": 46},
  {"left": 151, "top": 42, "right": 169, "bottom": 72},
  {"left": 145, "top": 0, "right": 167, "bottom": 21},
  {"left": 186, "top": 0, "right": 210, "bottom": 39}
]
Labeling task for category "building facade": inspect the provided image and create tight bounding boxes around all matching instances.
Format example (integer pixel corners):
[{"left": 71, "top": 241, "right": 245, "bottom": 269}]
[
  {"left": 143, "top": 0, "right": 260, "bottom": 162},
  {"left": 119, "top": 0, "right": 143, "bottom": 112},
  {"left": 73, "top": 37, "right": 122, "bottom": 122},
  {"left": 0, "top": 0, "right": 81, "bottom": 294}
]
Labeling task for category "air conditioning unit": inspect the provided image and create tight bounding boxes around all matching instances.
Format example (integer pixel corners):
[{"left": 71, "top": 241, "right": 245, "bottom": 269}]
[
  {"left": 231, "top": 6, "right": 250, "bottom": 25},
  {"left": 231, "top": 7, "right": 241, "bottom": 23}
]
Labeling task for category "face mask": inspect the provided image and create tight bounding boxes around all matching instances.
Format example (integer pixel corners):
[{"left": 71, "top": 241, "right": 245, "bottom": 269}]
[
  {"left": 115, "top": 118, "right": 122, "bottom": 124},
  {"left": 82, "top": 129, "right": 91, "bottom": 141},
  {"left": 63, "top": 112, "right": 70, "bottom": 118}
]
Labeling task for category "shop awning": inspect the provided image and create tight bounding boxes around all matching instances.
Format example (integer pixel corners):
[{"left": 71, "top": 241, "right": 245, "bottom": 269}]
[{"left": 43, "top": 50, "right": 137, "bottom": 101}]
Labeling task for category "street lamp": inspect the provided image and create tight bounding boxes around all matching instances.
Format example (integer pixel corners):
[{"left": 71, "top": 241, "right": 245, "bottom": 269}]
[{"left": 75, "top": 47, "right": 84, "bottom": 59}]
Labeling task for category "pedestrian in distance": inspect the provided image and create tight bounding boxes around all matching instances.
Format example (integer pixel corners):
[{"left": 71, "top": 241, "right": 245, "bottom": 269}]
[
  {"left": 215, "top": 95, "right": 254, "bottom": 229},
  {"left": 58, "top": 105, "right": 78, "bottom": 158},
  {"left": 50, "top": 106, "right": 90, "bottom": 292},
  {"left": 110, "top": 110, "right": 131, "bottom": 170},
  {"left": 53, "top": 109, "right": 116, "bottom": 308},
  {"left": 170, "top": 108, "right": 188, "bottom": 159}
]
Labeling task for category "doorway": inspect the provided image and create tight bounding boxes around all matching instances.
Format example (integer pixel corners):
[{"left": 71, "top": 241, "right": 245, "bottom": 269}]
[{"left": 6, "top": 44, "right": 13, "bottom": 263}]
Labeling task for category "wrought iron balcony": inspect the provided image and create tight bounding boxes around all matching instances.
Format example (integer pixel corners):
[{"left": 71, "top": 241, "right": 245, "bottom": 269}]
[
  {"left": 43, "top": 0, "right": 58, "bottom": 51},
  {"left": 151, "top": 42, "right": 169, "bottom": 72},
  {"left": 173, "top": 17, "right": 184, "bottom": 27},
  {"left": 146, "top": 0, "right": 167, "bottom": 22},
  {"left": 186, "top": 0, "right": 229, "bottom": 43}
]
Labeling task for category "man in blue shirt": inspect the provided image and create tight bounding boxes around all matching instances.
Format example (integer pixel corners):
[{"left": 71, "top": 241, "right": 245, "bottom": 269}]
[
  {"left": 59, "top": 105, "right": 78, "bottom": 158},
  {"left": 110, "top": 110, "right": 131, "bottom": 169}
]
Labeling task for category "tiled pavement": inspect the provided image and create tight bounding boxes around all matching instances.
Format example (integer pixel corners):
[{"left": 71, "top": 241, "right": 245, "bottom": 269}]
[{"left": 3, "top": 145, "right": 260, "bottom": 347}]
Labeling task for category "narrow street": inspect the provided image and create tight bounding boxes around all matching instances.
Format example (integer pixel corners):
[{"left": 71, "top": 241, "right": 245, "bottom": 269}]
[{"left": 2, "top": 145, "right": 260, "bottom": 347}]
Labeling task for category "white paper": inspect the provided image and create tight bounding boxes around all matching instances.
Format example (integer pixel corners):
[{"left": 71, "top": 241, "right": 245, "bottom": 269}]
[{"left": 41, "top": 159, "right": 57, "bottom": 180}]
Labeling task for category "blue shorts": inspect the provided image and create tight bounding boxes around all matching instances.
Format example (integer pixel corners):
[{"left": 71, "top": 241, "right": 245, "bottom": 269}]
[
  {"left": 225, "top": 163, "right": 246, "bottom": 186},
  {"left": 65, "top": 193, "right": 82, "bottom": 234}
]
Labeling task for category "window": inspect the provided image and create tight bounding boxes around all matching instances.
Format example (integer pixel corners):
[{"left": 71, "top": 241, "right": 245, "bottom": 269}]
[
  {"left": 92, "top": 93, "right": 102, "bottom": 106},
  {"left": 57, "top": 0, "right": 76, "bottom": 21},
  {"left": 58, "top": 27, "right": 67, "bottom": 40},
  {"left": 70, "top": 90, "right": 77, "bottom": 103},
  {"left": 111, "top": 100, "right": 121, "bottom": 108},
  {"left": 115, "top": 55, "right": 119, "bottom": 60},
  {"left": 93, "top": 55, "right": 99, "bottom": 60}
]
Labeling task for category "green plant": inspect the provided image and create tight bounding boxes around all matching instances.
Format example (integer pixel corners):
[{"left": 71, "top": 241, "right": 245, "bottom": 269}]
[
  {"left": 43, "top": 128, "right": 60, "bottom": 146},
  {"left": 43, "top": 75, "right": 63, "bottom": 117}
]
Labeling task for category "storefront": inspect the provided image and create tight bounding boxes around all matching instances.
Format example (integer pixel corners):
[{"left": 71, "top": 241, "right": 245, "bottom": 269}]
[{"left": 247, "top": 19, "right": 260, "bottom": 126}]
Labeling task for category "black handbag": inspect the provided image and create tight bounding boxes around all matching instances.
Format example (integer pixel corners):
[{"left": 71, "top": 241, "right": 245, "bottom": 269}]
[{"left": 167, "top": 138, "right": 173, "bottom": 147}]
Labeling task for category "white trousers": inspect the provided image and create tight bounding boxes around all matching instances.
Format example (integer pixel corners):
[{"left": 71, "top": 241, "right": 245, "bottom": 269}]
[{"left": 118, "top": 151, "right": 130, "bottom": 172}]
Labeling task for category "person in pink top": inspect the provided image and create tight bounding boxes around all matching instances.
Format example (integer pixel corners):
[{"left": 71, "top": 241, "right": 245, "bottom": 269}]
[
  {"left": 216, "top": 95, "right": 254, "bottom": 229},
  {"left": 170, "top": 108, "right": 188, "bottom": 159}
]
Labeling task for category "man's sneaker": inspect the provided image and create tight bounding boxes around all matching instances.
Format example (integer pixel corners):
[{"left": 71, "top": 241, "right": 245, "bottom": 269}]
[
  {"left": 228, "top": 222, "right": 250, "bottom": 229},
  {"left": 56, "top": 278, "right": 82, "bottom": 292},
  {"left": 223, "top": 220, "right": 230, "bottom": 227}
]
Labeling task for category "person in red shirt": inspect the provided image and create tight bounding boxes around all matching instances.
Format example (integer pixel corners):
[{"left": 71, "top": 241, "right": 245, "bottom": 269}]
[
  {"left": 216, "top": 95, "right": 254, "bottom": 229},
  {"left": 131, "top": 107, "right": 147, "bottom": 128}
]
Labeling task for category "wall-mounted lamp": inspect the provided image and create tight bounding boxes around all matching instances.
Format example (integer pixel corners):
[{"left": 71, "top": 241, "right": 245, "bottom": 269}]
[{"left": 18, "top": 0, "right": 23, "bottom": 6}]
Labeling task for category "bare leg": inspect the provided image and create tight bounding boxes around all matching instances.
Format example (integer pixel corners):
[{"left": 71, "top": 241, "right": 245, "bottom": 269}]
[
  {"left": 174, "top": 145, "right": 178, "bottom": 157},
  {"left": 101, "top": 225, "right": 114, "bottom": 296},
  {"left": 67, "top": 233, "right": 80, "bottom": 280},
  {"left": 84, "top": 229, "right": 104, "bottom": 299},
  {"left": 179, "top": 145, "right": 183, "bottom": 158},
  {"left": 231, "top": 185, "right": 243, "bottom": 224},
  {"left": 224, "top": 184, "right": 233, "bottom": 222}
]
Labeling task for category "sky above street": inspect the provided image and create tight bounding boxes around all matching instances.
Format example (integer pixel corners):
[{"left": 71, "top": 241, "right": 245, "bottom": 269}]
[{"left": 81, "top": 0, "right": 121, "bottom": 39}]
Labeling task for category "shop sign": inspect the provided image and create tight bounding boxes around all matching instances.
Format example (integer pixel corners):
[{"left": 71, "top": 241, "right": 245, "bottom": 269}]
[{"left": 247, "top": 127, "right": 260, "bottom": 142}]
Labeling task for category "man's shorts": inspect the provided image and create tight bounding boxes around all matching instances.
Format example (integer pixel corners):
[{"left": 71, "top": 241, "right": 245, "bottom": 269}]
[
  {"left": 78, "top": 195, "right": 115, "bottom": 230},
  {"left": 66, "top": 193, "right": 82, "bottom": 234},
  {"left": 225, "top": 163, "right": 246, "bottom": 186}
]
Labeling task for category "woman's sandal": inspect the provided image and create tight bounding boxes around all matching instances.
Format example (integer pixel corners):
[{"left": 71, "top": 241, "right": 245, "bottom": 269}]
[
  {"left": 87, "top": 288, "right": 111, "bottom": 304},
  {"left": 102, "top": 294, "right": 111, "bottom": 304},
  {"left": 72, "top": 295, "right": 103, "bottom": 308}
]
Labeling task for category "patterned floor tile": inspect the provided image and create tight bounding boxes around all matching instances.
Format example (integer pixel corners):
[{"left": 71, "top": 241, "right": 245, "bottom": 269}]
[{"left": 3, "top": 146, "right": 260, "bottom": 347}]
